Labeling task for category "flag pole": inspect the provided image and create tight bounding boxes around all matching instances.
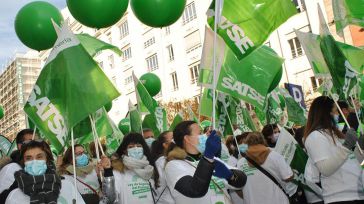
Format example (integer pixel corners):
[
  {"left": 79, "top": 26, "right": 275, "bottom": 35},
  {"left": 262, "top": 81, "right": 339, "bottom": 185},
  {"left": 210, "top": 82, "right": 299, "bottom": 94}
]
[
  {"left": 329, "top": 92, "right": 351, "bottom": 128},
  {"left": 222, "top": 98, "right": 241, "bottom": 150},
  {"left": 212, "top": 0, "right": 221, "bottom": 130},
  {"left": 89, "top": 115, "right": 104, "bottom": 181},
  {"left": 350, "top": 96, "right": 364, "bottom": 155},
  {"left": 70, "top": 128, "right": 78, "bottom": 204},
  {"left": 32, "top": 126, "right": 37, "bottom": 140},
  {"left": 197, "top": 85, "right": 203, "bottom": 124}
]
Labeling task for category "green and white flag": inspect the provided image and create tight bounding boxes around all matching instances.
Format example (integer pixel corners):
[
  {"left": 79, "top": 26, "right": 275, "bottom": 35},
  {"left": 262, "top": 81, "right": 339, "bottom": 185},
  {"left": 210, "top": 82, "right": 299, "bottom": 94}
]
[
  {"left": 77, "top": 33, "right": 122, "bottom": 57},
  {"left": 199, "top": 27, "right": 284, "bottom": 110},
  {"left": 133, "top": 72, "right": 157, "bottom": 114},
  {"left": 169, "top": 112, "right": 184, "bottom": 131},
  {"left": 266, "top": 90, "right": 284, "bottom": 124},
  {"left": 319, "top": 8, "right": 359, "bottom": 99},
  {"left": 254, "top": 106, "right": 267, "bottom": 126},
  {"left": 279, "top": 88, "right": 307, "bottom": 126},
  {"left": 24, "top": 23, "right": 120, "bottom": 154},
  {"left": 142, "top": 106, "right": 168, "bottom": 137},
  {"left": 128, "top": 100, "right": 142, "bottom": 133},
  {"left": 215, "top": 92, "right": 234, "bottom": 137},
  {"left": 6, "top": 140, "right": 17, "bottom": 156},
  {"left": 207, "top": 0, "right": 297, "bottom": 59},
  {"left": 230, "top": 98, "right": 256, "bottom": 132},
  {"left": 295, "top": 30, "right": 330, "bottom": 78},
  {"left": 200, "top": 88, "right": 214, "bottom": 118},
  {"left": 333, "top": 0, "right": 364, "bottom": 36},
  {"left": 275, "top": 128, "right": 318, "bottom": 193},
  {"left": 0, "top": 135, "right": 11, "bottom": 156},
  {"left": 296, "top": 30, "right": 364, "bottom": 78},
  {"left": 75, "top": 108, "right": 123, "bottom": 155}
]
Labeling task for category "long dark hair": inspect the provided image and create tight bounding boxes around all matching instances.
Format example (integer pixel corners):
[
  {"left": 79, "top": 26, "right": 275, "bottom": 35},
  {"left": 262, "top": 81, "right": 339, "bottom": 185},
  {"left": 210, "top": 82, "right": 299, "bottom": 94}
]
[
  {"left": 20, "top": 140, "right": 54, "bottom": 167},
  {"left": 262, "top": 124, "right": 278, "bottom": 147},
  {"left": 166, "top": 121, "right": 197, "bottom": 156},
  {"left": 151, "top": 131, "right": 171, "bottom": 162},
  {"left": 116, "top": 133, "right": 159, "bottom": 187},
  {"left": 304, "top": 96, "right": 344, "bottom": 143}
]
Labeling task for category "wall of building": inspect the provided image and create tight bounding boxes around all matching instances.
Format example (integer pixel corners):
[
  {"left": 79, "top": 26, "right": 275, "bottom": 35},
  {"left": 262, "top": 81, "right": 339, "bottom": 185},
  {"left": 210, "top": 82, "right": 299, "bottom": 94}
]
[{"left": 0, "top": 52, "right": 41, "bottom": 140}]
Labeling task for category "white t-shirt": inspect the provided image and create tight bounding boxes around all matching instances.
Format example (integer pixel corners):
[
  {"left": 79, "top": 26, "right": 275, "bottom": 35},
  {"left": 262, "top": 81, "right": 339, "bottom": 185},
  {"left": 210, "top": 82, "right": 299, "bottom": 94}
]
[
  {"left": 165, "top": 159, "right": 235, "bottom": 204},
  {"left": 155, "top": 156, "right": 175, "bottom": 204},
  {"left": 227, "top": 156, "right": 238, "bottom": 167},
  {"left": 305, "top": 130, "right": 364, "bottom": 203},
  {"left": 236, "top": 151, "right": 293, "bottom": 204},
  {"left": 62, "top": 170, "right": 100, "bottom": 195},
  {"left": 304, "top": 157, "right": 323, "bottom": 204},
  {"left": 0, "top": 163, "right": 22, "bottom": 194},
  {"left": 5, "top": 178, "right": 85, "bottom": 204},
  {"left": 113, "top": 169, "right": 155, "bottom": 204},
  {"left": 220, "top": 144, "right": 231, "bottom": 164}
]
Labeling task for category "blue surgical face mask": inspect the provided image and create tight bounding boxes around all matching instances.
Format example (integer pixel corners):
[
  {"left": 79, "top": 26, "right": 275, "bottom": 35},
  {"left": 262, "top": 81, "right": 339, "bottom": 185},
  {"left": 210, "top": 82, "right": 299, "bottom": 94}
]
[
  {"left": 24, "top": 160, "right": 47, "bottom": 176},
  {"left": 196, "top": 134, "right": 208, "bottom": 153},
  {"left": 145, "top": 138, "right": 155, "bottom": 148},
  {"left": 127, "top": 147, "right": 144, "bottom": 160},
  {"left": 238, "top": 144, "right": 248, "bottom": 153},
  {"left": 76, "top": 154, "right": 89, "bottom": 167}
]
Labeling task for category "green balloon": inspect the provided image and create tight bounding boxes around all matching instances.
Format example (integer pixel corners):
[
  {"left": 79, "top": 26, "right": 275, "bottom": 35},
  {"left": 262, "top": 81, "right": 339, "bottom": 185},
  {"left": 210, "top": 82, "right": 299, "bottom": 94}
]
[
  {"left": 15, "top": 1, "right": 63, "bottom": 51},
  {"left": 118, "top": 118, "right": 130, "bottom": 135},
  {"left": 140, "top": 73, "right": 161, "bottom": 97},
  {"left": 104, "top": 102, "right": 113, "bottom": 112},
  {"left": 0, "top": 106, "right": 4, "bottom": 119},
  {"left": 67, "top": 0, "right": 129, "bottom": 29},
  {"left": 130, "top": 0, "right": 186, "bottom": 28}
]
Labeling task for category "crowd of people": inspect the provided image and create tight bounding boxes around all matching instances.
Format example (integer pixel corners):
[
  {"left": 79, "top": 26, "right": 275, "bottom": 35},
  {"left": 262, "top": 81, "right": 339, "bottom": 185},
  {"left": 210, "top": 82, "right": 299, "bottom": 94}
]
[{"left": 0, "top": 96, "right": 364, "bottom": 204}]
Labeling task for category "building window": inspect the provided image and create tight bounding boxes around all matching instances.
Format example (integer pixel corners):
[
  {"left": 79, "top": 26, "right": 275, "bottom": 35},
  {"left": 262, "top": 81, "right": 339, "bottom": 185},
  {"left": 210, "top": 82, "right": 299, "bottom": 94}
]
[
  {"left": 292, "top": 0, "right": 306, "bottom": 12},
  {"left": 108, "top": 55, "right": 114, "bottom": 69},
  {"left": 310, "top": 76, "right": 317, "bottom": 90},
  {"left": 119, "top": 20, "right": 129, "bottom": 39},
  {"left": 165, "top": 26, "right": 171, "bottom": 35},
  {"left": 185, "top": 30, "right": 201, "bottom": 53},
  {"left": 189, "top": 64, "right": 199, "bottom": 84},
  {"left": 288, "top": 37, "right": 303, "bottom": 59},
  {"left": 171, "top": 72, "right": 179, "bottom": 91},
  {"left": 124, "top": 75, "right": 133, "bottom": 85},
  {"left": 146, "top": 54, "right": 159, "bottom": 71},
  {"left": 167, "top": 45, "right": 174, "bottom": 61},
  {"left": 182, "top": 1, "right": 197, "bottom": 25},
  {"left": 144, "top": 37, "right": 156, "bottom": 48},
  {"left": 122, "top": 45, "right": 132, "bottom": 61}
]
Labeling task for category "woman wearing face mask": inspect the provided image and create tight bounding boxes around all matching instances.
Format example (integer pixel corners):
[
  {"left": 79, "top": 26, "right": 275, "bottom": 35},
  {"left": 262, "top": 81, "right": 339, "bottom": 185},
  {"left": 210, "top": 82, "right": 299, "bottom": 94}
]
[
  {"left": 3, "top": 140, "right": 85, "bottom": 204},
  {"left": 150, "top": 131, "right": 175, "bottom": 204},
  {"left": 237, "top": 132, "right": 294, "bottom": 204},
  {"left": 165, "top": 121, "right": 247, "bottom": 204},
  {"left": 304, "top": 96, "right": 364, "bottom": 204},
  {"left": 103, "top": 133, "right": 160, "bottom": 203},
  {"left": 58, "top": 144, "right": 101, "bottom": 204},
  {"left": 262, "top": 124, "right": 280, "bottom": 148}
]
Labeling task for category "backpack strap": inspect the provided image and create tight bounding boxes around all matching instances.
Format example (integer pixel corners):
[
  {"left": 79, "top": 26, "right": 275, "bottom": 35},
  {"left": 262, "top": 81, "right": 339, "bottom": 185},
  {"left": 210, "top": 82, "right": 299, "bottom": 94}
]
[
  {"left": 0, "top": 180, "right": 18, "bottom": 203},
  {"left": 240, "top": 152, "right": 290, "bottom": 198}
]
